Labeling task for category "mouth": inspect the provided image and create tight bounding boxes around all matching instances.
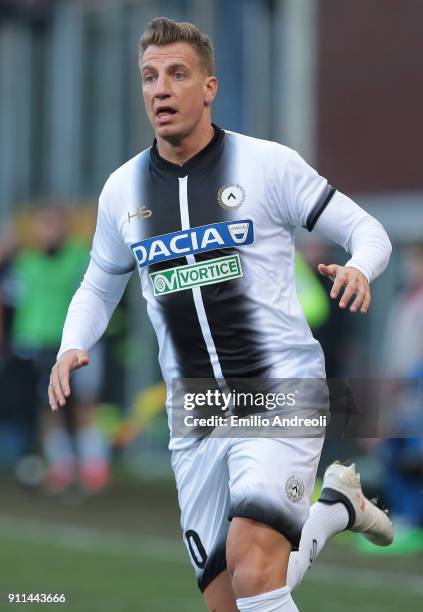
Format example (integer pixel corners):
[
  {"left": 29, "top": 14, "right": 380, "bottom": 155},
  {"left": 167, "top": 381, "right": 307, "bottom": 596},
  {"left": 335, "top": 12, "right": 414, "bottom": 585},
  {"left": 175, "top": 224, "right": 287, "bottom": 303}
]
[{"left": 155, "top": 106, "right": 177, "bottom": 121}]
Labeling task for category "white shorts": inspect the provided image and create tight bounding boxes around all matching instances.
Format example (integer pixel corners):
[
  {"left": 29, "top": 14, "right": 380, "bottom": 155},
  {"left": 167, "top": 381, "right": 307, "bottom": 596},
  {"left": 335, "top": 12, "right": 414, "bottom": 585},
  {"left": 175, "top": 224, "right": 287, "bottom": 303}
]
[{"left": 171, "top": 435, "right": 324, "bottom": 592}]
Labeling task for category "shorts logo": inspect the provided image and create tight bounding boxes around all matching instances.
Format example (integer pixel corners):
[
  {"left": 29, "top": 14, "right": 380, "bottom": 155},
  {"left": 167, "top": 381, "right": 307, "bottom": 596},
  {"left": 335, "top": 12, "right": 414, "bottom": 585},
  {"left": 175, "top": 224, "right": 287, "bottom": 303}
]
[
  {"left": 285, "top": 476, "right": 305, "bottom": 503},
  {"left": 149, "top": 254, "right": 242, "bottom": 296},
  {"left": 130, "top": 220, "right": 254, "bottom": 269},
  {"left": 218, "top": 184, "right": 246, "bottom": 209}
]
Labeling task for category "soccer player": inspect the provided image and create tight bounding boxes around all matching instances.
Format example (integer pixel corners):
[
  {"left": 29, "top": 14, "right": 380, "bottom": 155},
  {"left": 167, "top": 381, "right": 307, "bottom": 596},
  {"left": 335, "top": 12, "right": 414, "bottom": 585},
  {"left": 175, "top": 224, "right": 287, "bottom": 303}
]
[{"left": 48, "top": 17, "right": 393, "bottom": 611}]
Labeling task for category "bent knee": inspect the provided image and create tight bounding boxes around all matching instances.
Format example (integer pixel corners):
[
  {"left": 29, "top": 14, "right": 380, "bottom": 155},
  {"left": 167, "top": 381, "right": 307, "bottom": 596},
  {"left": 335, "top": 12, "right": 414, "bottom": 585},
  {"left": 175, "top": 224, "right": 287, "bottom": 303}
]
[{"left": 227, "top": 518, "right": 291, "bottom": 595}]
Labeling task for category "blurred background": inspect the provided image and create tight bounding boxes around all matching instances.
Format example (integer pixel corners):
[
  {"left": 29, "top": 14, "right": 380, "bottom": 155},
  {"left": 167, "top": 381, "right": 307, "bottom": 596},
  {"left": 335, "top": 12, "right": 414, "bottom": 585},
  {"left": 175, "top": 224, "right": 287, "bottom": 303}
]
[{"left": 0, "top": 0, "right": 422, "bottom": 610}]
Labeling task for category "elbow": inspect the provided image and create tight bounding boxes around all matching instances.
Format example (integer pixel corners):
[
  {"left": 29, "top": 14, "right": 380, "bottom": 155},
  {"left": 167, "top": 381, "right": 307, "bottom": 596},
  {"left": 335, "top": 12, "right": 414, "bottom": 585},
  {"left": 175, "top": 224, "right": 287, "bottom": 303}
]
[
  {"left": 350, "top": 216, "right": 393, "bottom": 281},
  {"left": 372, "top": 222, "right": 392, "bottom": 280}
]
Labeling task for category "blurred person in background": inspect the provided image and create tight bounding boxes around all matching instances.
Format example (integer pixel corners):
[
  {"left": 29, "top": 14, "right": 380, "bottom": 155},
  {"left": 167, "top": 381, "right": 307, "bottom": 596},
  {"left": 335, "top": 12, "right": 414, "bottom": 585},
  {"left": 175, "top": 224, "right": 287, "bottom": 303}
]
[
  {"left": 5, "top": 206, "right": 109, "bottom": 494},
  {"left": 0, "top": 228, "right": 25, "bottom": 464},
  {"left": 294, "top": 250, "right": 330, "bottom": 333},
  {"left": 378, "top": 245, "right": 423, "bottom": 537},
  {"left": 48, "top": 17, "right": 393, "bottom": 612},
  {"left": 0, "top": 228, "right": 18, "bottom": 361},
  {"left": 299, "top": 239, "right": 352, "bottom": 379}
]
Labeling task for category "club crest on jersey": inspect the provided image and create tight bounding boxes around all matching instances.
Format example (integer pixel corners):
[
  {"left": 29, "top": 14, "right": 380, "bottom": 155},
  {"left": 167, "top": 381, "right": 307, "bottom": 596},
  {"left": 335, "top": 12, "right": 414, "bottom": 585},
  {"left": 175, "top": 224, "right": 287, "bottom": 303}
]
[
  {"left": 217, "top": 184, "right": 246, "bottom": 209},
  {"left": 130, "top": 220, "right": 254, "bottom": 269}
]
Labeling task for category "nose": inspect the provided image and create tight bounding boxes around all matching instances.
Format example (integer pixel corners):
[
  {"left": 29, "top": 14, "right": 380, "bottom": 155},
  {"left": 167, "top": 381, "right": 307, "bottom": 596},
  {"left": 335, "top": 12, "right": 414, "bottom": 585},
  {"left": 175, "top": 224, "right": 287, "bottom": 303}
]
[{"left": 154, "top": 73, "right": 171, "bottom": 99}]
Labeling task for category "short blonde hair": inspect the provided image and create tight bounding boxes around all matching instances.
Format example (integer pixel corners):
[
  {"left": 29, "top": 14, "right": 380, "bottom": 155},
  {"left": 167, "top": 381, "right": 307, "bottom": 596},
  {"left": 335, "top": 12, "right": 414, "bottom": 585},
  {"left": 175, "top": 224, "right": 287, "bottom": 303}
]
[{"left": 139, "top": 17, "right": 215, "bottom": 76}]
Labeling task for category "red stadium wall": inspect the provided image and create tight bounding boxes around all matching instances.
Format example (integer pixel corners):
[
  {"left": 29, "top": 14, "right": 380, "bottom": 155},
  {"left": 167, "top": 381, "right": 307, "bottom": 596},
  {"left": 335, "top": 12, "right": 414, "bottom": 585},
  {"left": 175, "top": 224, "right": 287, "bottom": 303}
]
[{"left": 317, "top": 0, "right": 423, "bottom": 193}]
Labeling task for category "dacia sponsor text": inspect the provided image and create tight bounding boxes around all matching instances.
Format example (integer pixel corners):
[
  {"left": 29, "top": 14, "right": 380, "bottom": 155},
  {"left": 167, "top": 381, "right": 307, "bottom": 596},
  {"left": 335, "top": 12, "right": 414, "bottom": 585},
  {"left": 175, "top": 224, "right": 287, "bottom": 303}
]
[{"left": 130, "top": 220, "right": 253, "bottom": 269}]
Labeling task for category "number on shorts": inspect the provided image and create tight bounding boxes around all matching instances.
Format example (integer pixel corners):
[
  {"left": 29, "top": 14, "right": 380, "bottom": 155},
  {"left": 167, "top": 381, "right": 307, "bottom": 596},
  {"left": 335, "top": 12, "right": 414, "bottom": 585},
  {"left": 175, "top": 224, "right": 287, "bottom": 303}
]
[{"left": 185, "top": 530, "right": 207, "bottom": 569}]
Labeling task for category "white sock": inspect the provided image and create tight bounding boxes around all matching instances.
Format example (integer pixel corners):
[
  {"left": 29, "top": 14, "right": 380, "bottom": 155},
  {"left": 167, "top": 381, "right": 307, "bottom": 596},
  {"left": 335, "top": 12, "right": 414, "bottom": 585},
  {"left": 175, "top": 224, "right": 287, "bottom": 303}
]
[
  {"left": 236, "top": 586, "right": 299, "bottom": 611},
  {"left": 287, "top": 501, "right": 349, "bottom": 591}
]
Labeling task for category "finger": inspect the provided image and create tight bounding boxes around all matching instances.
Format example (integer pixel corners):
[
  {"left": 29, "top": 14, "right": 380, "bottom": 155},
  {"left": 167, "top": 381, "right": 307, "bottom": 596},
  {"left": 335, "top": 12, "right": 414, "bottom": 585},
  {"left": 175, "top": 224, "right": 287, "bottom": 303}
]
[
  {"left": 349, "top": 286, "right": 367, "bottom": 312},
  {"left": 330, "top": 271, "right": 347, "bottom": 299},
  {"left": 53, "top": 363, "right": 67, "bottom": 407},
  {"left": 360, "top": 291, "right": 372, "bottom": 314},
  {"left": 59, "top": 361, "right": 71, "bottom": 398},
  {"left": 48, "top": 380, "right": 58, "bottom": 412},
  {"left": 318, "top": 263, "right": 338, "bottom": 279},
  {"left": 49, "top": 366, "right": 64, "bottom": 411},
  {"left": 75, "top": 354, "right": 89, "bottom": 370},
  {"left": 339, "top": 283, "right": 357, "bottom": 309}
]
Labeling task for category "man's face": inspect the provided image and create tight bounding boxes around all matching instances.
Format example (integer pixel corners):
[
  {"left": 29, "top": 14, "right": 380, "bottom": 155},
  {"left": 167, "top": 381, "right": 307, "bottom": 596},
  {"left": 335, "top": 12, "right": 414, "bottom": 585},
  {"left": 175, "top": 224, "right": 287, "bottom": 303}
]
[{"left": 140, "top": 42, "right": 216, "bottom": 142}]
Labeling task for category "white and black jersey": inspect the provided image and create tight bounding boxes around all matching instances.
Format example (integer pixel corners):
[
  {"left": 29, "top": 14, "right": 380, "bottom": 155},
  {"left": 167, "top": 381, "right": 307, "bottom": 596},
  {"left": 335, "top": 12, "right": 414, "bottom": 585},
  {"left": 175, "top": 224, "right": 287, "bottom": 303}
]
[
  {"left": 58, "top": 126, "right": 391, "bottom": 589},
  {"left": 60, "top": 126, "right": 391, "bottom": 450}
]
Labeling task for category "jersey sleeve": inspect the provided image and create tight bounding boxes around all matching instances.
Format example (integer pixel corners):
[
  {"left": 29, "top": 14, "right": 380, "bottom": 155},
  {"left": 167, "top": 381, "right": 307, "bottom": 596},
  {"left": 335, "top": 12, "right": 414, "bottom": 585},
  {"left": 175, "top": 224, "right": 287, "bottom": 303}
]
[
  {"left": 274, "top": 146, "right": 335, "bottom": 230},
  {"left": 314, "top": 190, "right": 392, "bottom": 283},
  {"left": 58, "top": 258, "right": 132, "bottom": 358},
  {"left": 91, "top": 175, "right": 135, "bottom": 275}
]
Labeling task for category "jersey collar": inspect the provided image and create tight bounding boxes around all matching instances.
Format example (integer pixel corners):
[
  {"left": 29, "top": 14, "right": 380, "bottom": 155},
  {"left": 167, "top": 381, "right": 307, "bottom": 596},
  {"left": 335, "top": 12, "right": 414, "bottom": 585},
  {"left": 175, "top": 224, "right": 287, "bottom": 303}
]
[{"left": 150, "top": 124, "right": 225, "bottom": 176}]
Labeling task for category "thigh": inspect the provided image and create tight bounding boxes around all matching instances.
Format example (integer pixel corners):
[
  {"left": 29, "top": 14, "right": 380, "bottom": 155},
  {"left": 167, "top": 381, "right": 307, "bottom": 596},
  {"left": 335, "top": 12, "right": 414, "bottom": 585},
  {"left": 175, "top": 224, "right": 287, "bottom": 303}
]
[
  {"left": 203, "top": 570, "right": 237, "bottom": 612},
  {"left": 171, "top": 437, "right": 231, "bottom": 594},
  {"left": 227, "top": 436, "right": 324, "bottom": 550}
]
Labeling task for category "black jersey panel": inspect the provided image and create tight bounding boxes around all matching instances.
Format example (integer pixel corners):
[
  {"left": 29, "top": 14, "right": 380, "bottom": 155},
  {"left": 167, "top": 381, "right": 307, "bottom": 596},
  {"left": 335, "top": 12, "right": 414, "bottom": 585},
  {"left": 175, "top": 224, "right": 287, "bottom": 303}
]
[
  {"left": 145, "top": 126, "right": 268, "bottom": 379},
  {"left": 199, "top": 279, "right": 270, "bottom": 378},
  {"left": 142, "top": 164, "right": 182, "bottom": 237},
  {"left": 142, "top": 154, "right": 215, "bottom": 379},
  {"left": 186, "top": 148, "right": 268, "bottom": 378},
  {"left": 157, "top": 290, "right": 215, "bottom": 378}
]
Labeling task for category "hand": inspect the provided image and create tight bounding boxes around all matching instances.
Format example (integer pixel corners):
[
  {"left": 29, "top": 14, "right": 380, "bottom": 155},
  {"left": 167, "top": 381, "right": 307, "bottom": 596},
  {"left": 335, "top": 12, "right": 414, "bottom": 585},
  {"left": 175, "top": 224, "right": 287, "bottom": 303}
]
[
  {"left": 48, "top": 349, "right": 89, "bottom": 411},
  {"left": 318, "top": 263, "right": 371, "bottom": 314}
]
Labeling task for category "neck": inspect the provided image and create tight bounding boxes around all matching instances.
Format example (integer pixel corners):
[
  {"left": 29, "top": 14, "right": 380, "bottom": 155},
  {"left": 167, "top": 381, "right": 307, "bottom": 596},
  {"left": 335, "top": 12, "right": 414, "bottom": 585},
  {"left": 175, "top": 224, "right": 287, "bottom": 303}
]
[{"left": 156, "top": 121, "right": 215, "bottom": 166}]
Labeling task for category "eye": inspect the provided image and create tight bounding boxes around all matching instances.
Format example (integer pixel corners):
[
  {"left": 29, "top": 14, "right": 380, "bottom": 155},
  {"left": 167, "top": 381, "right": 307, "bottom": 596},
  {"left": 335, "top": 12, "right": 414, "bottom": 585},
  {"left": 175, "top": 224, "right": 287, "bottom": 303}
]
[
  {"left": 143, "top": 74, "right": 155, "bottom": 84},
  {"left": 174, "top": 72, "right": 186, "bottom": 80}
]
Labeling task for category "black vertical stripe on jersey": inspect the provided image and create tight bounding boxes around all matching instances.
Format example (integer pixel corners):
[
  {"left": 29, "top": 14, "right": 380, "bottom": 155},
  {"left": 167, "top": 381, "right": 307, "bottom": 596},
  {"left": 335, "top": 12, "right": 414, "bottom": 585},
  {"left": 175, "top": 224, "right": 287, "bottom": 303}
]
[
  {"left": 143, "top": 139, "right": 215, "bottom": 379},
  {"left": 185, "top": 132, "right": 269, "bottom": 378},
  {"left": 146, "top": 125, "right": 268, "bottom": 379}
]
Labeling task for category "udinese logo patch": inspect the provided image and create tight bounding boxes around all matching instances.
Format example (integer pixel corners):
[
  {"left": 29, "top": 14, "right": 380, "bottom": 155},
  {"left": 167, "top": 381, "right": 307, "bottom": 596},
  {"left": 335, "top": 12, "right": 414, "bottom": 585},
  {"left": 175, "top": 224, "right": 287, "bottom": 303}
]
[
  {"left": 285, "top": 476, "right": 305, "bottom": 503},
  {"left": 217, "top": 184, "right": 246, "bottom": 209}
]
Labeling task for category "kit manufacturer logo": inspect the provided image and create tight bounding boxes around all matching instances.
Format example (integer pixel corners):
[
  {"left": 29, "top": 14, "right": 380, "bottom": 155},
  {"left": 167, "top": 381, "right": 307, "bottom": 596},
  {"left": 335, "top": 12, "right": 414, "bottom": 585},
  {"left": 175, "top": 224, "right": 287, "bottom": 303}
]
[
  {"left": 149, "top": 254, "right": 243, "bottom": 296},
  {"left": 130, "top": 220, "right": 254, "bottom": 269},
  {"left": 127, "top": 207, "right": 152, "bottom": 222}
]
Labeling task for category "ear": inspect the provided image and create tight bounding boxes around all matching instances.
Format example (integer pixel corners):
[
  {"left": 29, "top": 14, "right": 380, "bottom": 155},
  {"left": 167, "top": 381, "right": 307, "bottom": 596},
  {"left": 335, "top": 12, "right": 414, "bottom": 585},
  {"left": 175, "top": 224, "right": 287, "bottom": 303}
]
[{"left": 204, "top": 76, "right": 218, "bottom": 107}]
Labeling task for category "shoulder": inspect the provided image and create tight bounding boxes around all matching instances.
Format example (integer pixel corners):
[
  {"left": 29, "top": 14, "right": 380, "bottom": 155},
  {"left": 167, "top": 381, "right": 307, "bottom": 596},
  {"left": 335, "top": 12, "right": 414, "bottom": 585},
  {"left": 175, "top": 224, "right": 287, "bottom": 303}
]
[
  {"left": 224, "top": 129, "right": 295, "bottom": 164},
  {"left": 100, "top": 147, "right": 151, "bottom": 201}
]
